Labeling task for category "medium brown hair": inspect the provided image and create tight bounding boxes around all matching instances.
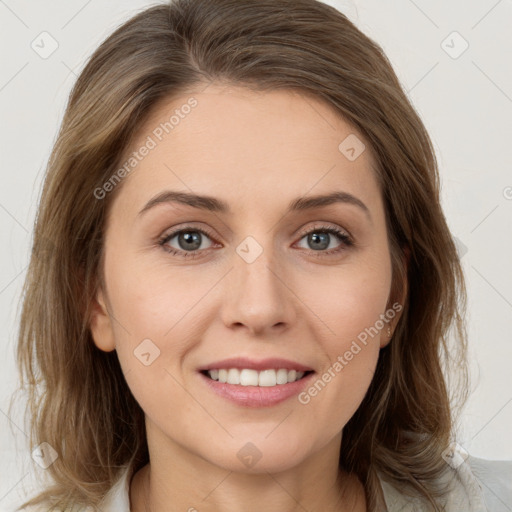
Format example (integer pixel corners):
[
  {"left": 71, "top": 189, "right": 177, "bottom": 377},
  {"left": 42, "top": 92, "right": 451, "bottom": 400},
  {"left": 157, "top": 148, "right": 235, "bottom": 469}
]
[{"left": 13, "top": 0, "right": 469, "bottom": 510}]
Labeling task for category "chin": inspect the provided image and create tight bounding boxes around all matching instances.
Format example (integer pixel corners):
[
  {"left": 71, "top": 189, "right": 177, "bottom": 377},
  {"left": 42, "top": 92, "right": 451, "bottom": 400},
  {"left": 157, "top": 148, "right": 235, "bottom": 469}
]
[{"left": 199, "top": 435, "right": 312, "bottom": 474}]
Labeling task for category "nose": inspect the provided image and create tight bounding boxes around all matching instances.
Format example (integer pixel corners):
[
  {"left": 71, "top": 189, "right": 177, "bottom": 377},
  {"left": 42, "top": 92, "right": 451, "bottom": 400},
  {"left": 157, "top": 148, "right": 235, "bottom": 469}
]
[{"left": 220, "top": 242, "right": 297, "bottom": 337}]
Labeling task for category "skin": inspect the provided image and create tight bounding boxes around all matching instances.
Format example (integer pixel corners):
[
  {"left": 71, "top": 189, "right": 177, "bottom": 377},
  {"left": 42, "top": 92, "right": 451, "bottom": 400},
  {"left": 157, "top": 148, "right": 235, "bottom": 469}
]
[{"left": 89, "top": 83, "right": 406, "bottom": 512}]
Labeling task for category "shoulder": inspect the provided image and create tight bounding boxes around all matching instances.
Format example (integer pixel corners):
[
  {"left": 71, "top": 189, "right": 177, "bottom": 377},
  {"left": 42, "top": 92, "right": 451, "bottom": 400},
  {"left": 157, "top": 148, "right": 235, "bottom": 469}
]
[
  {"left": 17, "top": 506, "right": 95, "bottom": 512},
  {"left": 379, "top": 446, "right": 512, "bottom": 511},
  {"left": 17, "top": 465, "right": 133, "bottom": 512},
  {"left": 467, "top": 454, "right": 512, "bottom": 511},
  {"left": 430, "top": 449, "right": 512, "bottom": 512},
  {"left": 434, "top": 450, "right": 512, "bottom": 511},
  {"left": 17, "top": 505, "right": 96, "bottom": 512},
  {"left": 96, "top": 464, "right": 133, "bottom": 511}
]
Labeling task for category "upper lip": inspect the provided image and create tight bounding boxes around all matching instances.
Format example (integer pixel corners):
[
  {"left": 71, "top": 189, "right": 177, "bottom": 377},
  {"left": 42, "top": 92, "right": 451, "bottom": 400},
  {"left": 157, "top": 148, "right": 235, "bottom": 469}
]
[{"left": 199, "top": 357, "right": 314, "bottom": 372}]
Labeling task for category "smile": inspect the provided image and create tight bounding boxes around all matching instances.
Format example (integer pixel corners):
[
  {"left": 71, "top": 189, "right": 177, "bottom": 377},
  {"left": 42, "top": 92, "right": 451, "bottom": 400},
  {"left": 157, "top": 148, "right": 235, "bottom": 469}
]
[{"left": 203, "top": 368, "right": 311, "bottom": 386}]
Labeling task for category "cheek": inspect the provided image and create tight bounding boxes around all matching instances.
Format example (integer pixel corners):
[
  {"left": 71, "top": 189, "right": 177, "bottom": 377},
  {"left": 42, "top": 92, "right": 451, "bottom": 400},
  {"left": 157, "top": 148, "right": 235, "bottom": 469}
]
[
  {"left": 299, "top": 256, "right": 391, "bottom": 345},
  {"left": 297, "top": 318, "right": 382, "bottom": 446},
  {"left": 101, "top": 251, "right": 191, "bottom": 396},
  {"left": 294, "top": 258, "right": 390, "bottom": 413},
  {"left": 105, "top": 246, "right": 208, "bottom": 342}
]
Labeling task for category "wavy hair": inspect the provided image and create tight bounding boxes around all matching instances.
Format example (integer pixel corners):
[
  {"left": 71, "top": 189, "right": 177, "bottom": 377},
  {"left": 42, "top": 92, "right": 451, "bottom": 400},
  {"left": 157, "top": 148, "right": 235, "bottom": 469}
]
[{"left": 13, "top": 0, "right": 469, "bottom": 510}]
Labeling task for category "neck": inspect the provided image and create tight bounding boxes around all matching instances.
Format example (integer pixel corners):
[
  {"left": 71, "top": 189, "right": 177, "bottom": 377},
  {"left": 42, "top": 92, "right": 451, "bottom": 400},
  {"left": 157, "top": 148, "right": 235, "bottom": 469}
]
[{"left": 130, "top": 421, "right": 367, "bottom": 512}]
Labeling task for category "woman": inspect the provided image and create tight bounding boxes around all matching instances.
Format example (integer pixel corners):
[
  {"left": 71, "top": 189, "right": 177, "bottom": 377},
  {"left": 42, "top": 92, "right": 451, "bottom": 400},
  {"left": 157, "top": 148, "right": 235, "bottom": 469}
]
[{"left": 14, "top": 0, "right": 512, "bottom": 511}]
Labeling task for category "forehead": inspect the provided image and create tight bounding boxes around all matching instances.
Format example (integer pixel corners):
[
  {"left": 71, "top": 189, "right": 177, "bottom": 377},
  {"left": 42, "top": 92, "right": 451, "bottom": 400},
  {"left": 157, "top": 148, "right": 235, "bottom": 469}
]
[{"left": 114, "top": 84, "right": 382, "bottom": 217}]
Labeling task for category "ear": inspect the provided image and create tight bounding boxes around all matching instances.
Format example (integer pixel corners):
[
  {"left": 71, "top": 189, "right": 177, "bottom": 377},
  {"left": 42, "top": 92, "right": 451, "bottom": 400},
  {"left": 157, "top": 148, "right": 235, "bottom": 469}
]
[
  {"left": 380, "top": 244, "right": 410, "bottom": 348},
  {"left": 89, "top": 286, "right": 116, "bottom": 352}
]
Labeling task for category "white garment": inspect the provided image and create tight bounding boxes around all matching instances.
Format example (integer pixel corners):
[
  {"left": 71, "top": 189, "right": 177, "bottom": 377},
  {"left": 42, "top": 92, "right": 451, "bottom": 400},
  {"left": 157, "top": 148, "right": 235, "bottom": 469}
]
[{"left": 20, "top": 453, "right": 512, "bottom": 511}]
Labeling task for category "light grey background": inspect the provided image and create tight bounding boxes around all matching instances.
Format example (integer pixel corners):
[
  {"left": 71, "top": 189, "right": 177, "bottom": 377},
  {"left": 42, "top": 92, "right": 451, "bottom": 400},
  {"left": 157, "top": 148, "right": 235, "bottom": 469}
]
[{"left": 1, "top": 0, "right": 511, "bottom": 509}]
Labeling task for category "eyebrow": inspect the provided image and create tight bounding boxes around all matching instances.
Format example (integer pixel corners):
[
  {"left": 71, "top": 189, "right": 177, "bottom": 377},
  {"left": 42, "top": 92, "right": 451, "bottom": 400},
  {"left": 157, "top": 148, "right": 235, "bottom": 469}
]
[{"left": 138, "top": 190, "right": 372, "bottom": 221}]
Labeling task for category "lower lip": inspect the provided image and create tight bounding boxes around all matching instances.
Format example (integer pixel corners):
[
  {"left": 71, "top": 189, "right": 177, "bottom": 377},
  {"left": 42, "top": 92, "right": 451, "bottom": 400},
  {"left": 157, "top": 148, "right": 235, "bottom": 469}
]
[{"left": 199, "top": 371, "right": 315, "bottom": 408}]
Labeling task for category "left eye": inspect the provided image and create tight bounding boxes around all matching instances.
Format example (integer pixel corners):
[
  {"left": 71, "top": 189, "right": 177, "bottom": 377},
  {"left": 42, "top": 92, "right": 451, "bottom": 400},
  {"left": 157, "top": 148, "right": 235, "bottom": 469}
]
[{"left": 295, "top": 227, "right": 352, "bottom": 253}]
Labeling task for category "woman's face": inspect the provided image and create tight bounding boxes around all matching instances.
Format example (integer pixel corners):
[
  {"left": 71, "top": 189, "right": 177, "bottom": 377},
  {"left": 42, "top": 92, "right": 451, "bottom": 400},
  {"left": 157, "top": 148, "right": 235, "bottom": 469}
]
[{"left": 90, "top": 83, "right": 402, "bottom": 473}]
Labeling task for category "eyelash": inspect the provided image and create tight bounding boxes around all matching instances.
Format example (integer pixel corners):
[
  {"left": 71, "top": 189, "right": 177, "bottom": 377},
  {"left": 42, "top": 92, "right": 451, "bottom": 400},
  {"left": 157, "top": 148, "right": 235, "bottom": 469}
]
[{"left": 157, "top": 224, "right": 354, "bottom": 260}]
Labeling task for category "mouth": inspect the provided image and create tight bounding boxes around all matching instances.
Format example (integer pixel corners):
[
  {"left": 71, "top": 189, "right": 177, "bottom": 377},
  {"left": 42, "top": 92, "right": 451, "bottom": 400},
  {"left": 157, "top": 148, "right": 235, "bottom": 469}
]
[
  {"left": 200, "top": 368, "right": 315, "bottom": 387},
  {"left": 197, "top": 356, "right": 316, "bottom": 407}
]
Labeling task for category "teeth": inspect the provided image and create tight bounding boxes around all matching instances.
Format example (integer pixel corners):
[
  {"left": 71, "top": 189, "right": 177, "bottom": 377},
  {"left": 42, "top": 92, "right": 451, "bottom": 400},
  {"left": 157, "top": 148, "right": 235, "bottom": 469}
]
[
  {"left": 206, "top": 368, "right": 306, "bottom": 386},
  {"left": 218, "top": 369, "right": 228, "bottom": 383},
  {"left": 276, "top": 368, "right": 288, "bottom": 384},
  {"left": 227, "top": 368, "right": 240, "bottom": 385},
  {"left": 240, "top": 369, "right": 258, "bottom": 386}
]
